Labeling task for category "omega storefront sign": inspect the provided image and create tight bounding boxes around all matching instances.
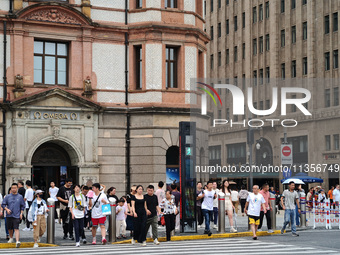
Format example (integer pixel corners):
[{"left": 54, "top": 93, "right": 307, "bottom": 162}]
[{"left": 31, "top": 111, "right": 79, "bottom": 120}]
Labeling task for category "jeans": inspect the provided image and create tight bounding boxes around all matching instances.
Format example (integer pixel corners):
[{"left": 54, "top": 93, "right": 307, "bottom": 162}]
[
  {"left": 282, "top": 209, "right": 297, "bottom": 234},
  {"left": 197, "top": 206, "right": 203, "bottom": 225},
  {"left": 5, "top": 217, "right": 9, "bottom": 236},
  {"left": 212, "top": 207, "right": 218, "bottom": 225},
  {"left": 202, "top": 209, "right": 213, "bottom": 231},
  {"left": 295, "top": 205, "right": 300, "bottom": 226},
  {"left": 73, "top": 218, "right": 84, "bottom": 243}
]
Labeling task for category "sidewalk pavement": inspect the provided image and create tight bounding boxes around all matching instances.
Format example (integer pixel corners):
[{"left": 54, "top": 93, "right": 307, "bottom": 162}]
[{"left": 0, "top": 210, "right": 317, "bottom": 247}]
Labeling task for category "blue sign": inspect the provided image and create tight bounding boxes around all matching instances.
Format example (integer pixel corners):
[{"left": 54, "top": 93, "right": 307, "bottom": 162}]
[{"left": 283, "top": 168, "right": 292, "bottom": 179}]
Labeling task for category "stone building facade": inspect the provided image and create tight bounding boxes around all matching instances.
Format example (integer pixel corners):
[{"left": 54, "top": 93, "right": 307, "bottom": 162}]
[
  {"left": 0, "top": 0, "right": 209, "bottom": 195},
  {"left": 206, "top": 0, "right": 340, "bottom": 189}
]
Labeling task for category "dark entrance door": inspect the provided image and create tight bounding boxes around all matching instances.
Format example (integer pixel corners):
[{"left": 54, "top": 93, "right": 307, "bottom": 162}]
[{"left": 31, "top": 142, "right": 78, "bottom": 195}]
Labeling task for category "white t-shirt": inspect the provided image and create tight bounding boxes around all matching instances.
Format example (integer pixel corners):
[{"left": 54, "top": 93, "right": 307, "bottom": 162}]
[
  {"left": 333, "top": 189, "right": 340, "bottom": 202},
  {"left": 246, "top": 193, "right": 265, "bottom": 217},
  {"left": 25, "top": 188, "right": 34, "bottom": 208},
  {"left": 49, "top": 187, "right": 59, "bottom": 201},
  {"left": 212, "top": 189, "right": 219, "bottom": 208},
  {"left": 201, "top": 190, "right": 216, "bottom": 211},
  {"left": 91, "top": 192, "right": 109, "bottom": 219},
  {"left": 231, "top": 190, "right": 239, "bottom": 201},
  {"left": 116, "top": 205, "right": 126, "bottom": 221},
  {"left": 35, "top": 200, "right": 47, "bottom": 215},
  {"left": 68, "top": 194, "right": 86, "bottom": 219}
]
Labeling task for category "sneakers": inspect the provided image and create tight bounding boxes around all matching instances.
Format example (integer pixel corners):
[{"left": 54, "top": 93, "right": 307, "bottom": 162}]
[
  {"left": 204, "top": 230, "right": 212, "bottom": 236},
  {"left": 252, "top": 237, "right": 258, "bottom": 240},
  {"left": 154, "top": 239, "right": 160, "bottom": 245},
  {"left": 267, "top": 229, "right": 274, "bottom": 233},
  {"left": 257, "top": 228, "right": 263, "bottom": 232},
  {"left": 69, "top": 236, "right": 75, "bottom": 240},
  {"left": 292, "top": 233, "right": 299, "bottom": 237},
  {"left": 230, "top": 227, "right": 237, "bottom": 233},
  {"left": 76, "top": 242, "right": 80, "bottom": 247},
  {"left": 8, "top": 238, "right": 14, "bottom": 243},
  {"left": 102, "top": 238, "right": 107, "bottom": 245},
  {"left": 131, "top": 238, "right": 135, "bottom": 244},
  {"left": 16, "top": 241, "right": 21, "bottom": 248},
  {"left": 141, "top": 241, "right": 147, "bottom": 246},
  {"left": 213, "top": 225, "right": 218, "bottom": 229},
  {"left": 92, "top": 237, "right": 96, "bottom": 245},
  {"left": 281, "top": 228, "right": 285, "bottom": 234},
  {"left": 55, "top": 219, "right": 59, "bottom": 223},
  {"left": 82, "top": 238, "right": 87, "bottom": 244},
  {"left": 22, "top": 227, "right": 30, "bottom": 232},
  {"left": 33, "top": 243, "right": 39, "bottom": 248},
  {"left": 63, "top": 235, "right": 68, "bottom": 240}
]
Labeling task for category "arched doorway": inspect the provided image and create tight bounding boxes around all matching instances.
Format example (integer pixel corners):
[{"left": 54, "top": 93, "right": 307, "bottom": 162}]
[
  {"left": 31, "top": 142, "right": 78, "bottom": 192},
  {"left": 166, "top": 146, "right": 179, "bottom": 191}
]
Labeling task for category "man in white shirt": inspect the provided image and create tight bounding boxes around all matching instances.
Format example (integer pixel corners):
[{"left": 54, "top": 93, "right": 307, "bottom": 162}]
[
  {"left": 245, "top": 185, "right": 266, "bottom": 240},
  {"left": 89, "top": 183, "right": 109, "bottom": 245},
  {"left": 23, "top": 180, "right": 34, "bottom": 231},
  {"left": 198, "top": 181, "right": 217, "bottom": 236},
  {"left": 333, "top": 185, "right": 340, "bottom": 218}
]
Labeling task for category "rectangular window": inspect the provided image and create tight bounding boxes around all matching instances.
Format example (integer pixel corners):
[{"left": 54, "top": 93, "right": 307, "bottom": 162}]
[
  {"left": 281, "top": 63, "right": 285, "bottom": 80},
  {"left": 253, "top": 7, "right": 257, "bottom": 23},
  {"left": 291, "top": 0, "right": 296, "bottom": 9},
  {"left": 242, "top": 43, "right": 245, "bottom": 59},
  {"left": 226, "top": 108, "right": 230, "bottom": 120},
  {"left": 303, "top": 22, "right": 307, "bottom": 40},
  {"left": 325, "top": 52, "right": 330, "bottom": 71},
  {"left": 218, "top": 51, "right": 222, "bottom": 66},
  {"left": 334, "top": 87, "right": 339, "bottom": 106},
  {"left": 34, "top": 41, "right": 68, "bottom": 85},
  {"left": 136, "top": 0, "right": 143, "bottom": 8},
  {"left": 253, "top": 70, "right": 257, "bottom": 86},
  {"left": 242, "top": 12, "right": 245, "bottom": 28},
  {"left": 265, "top": 1, "right": 269, "bottom": 18},
  {"left": 334, "top": 12, "right": 339, "bottom": 32},
  {"left": 210, "top": 0, "right": 213, "bottom": 12},
  {"left": 292, "top": 25, "right": 296, "bottom": 43},
  {"left": 210, "top": 26, "right": 214, "bottom": 40},
  {"left": 259, "top": 4, "right": 263, "bottom": 21},
  {"left": 253, "top": 38, "right": 257, "bottom": 55},
  {"left": 234, "top": 16, "right": 238, "bottom": 31},
  {"left": 266, "top": 100, "right": 270, "bottom": 109},
  {"left": 303, "top": 57, "right": 308, "bottom": 75},
  {"left": 227, "top": 0, "right": 229, "bottom": 5},
  {"left": 325, "top": 135, "right": 331, "bottom": 151},
  {"left": 165, "top": 0, "right": 177, "bottom": 8},
  {"left": 260, "top": 101, "right": 264, "bottom": 110},
  {"left": 292, "top": 60, "right": 296, "bottom": 78},
  {"left": 302, "top": 0, "right": 307, "bottom": 5},
  {"left": 210, "top": 54, "right": 214, "bottom": 69},
  {"left": 234, "top": 46, "right": 238, "bottom": 62},
  {"left": 135, "top": 45, "right": 142, "bottom": 89},
  {"left": 291, "top": 95, "right": 297, "bottom": 112},
  {"left": 166, "top": 47, "right": 178, "bottom": 88},
  {"left": 226, "top": 49, "right": 230, "bottom": 64},
  {"left": 266, "top": 67, "right": 270, "bottom": 83},
  {"left": 325, "top": 88, "right": 331, "bottom": 107},
  {"left": 265, "top": 34, "right": 270, "bottom": 51},
  {"left": 281, "top": 0, "right": 285, "bottom": 13},
  {"left": 259, "top": 69, "right": 263, "bottom": 85},
  {"left": 334, "top": 134, "right": 340, "bottom": 150},
  {"left": 218, "top": 0, "right": 221, "bottom": 8},
  {"left": 281, "top": 29, "right": 285, "bottom": 47},
  {"left": 259, "top": 36, "right": 263, "bottom": 53},
  {"left": 334, "top": 50, "right": 339, "bottom": 69},
  {"left": 325, "top": 15, "right": 330, "bottom": 34},
  {"left": 226, "top": 19, "right": 229, "bottom": 35},
  {"left": 218, "top": 23, "right": 221, "bottom": 37}
]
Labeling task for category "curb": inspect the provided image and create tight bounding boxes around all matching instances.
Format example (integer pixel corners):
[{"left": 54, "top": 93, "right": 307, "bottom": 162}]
[
  {"left": 0, "top": 242, "right": 58, "bottom": 249},
  {"left": 113, "top": 230, "right": 282, "bottom": 244}
]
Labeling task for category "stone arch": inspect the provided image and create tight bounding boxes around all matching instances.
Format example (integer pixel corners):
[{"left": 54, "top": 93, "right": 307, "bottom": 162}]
[
  {"left": 27, "top": 136, "right": 84, "bottom": 167},
  {"left": 16, "top": 2, "right": 92, "bottom": 26}
]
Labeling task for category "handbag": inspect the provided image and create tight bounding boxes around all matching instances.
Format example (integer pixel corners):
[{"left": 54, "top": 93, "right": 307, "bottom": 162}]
[
  {"left": 161, "top": 215, "right": 166, "bottom": 226},
  {"left": 102, "top": 204, "right": 111, "bottom": 215}
]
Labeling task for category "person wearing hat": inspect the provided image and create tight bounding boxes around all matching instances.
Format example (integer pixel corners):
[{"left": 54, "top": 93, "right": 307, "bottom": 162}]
[{"left": 30, "top": 189, "right": 49, "bottom": 248}]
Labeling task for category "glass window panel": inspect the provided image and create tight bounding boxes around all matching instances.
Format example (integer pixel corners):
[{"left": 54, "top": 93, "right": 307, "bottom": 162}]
[
  {"left": 166, "top": 62, "right": 168, "bottom": 87},
  {"left": 58, "top": 71, "right": 66, "bottom": 85},
  {"left": 58, "top": 58, "right": 66, "bottom": 72},
  {"left": 34, "top": 56, "right": 42, "bottom": 70},
  {"left": 170, "top": 62, "right": 174, "bottom": 87},
  {"left": 45, "top": 42, "right": 56, "bottom": 55},
  {"left": 34, "top": 70, "right": 42, "bottom": 83},
  {"left": 57, "top": 43, "right": 67, "bottom": 56},
  {"left": 34, "top": 41, "right": 43, "bottom": 54},
  {"left": 170, "top": 48, "right": 174, "bottom": 60},
  {"left": 45, "top": 56, "right": 56, "bottom": 71},
  {"left": 45, "top": 70, "right": 55, "bottom": 84}
]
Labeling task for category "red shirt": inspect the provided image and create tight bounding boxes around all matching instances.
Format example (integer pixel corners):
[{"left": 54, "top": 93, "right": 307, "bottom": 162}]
[{"left": 259, "top": 190, "right": 270, "bottom": 211}]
